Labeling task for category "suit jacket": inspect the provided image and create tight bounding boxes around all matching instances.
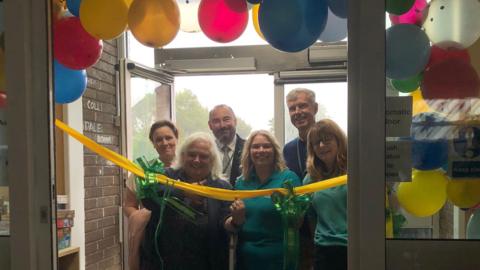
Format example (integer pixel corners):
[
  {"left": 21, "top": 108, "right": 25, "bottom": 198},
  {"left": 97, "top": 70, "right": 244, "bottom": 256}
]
[{"left": 229, "top": 134, "right": 245, "bottom": 186}]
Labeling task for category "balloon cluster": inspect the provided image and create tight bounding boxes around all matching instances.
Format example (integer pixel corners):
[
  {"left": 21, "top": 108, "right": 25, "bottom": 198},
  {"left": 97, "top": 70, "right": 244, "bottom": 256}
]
[{"left": 387, "top": 0, "right": 480, "bottom": 217}]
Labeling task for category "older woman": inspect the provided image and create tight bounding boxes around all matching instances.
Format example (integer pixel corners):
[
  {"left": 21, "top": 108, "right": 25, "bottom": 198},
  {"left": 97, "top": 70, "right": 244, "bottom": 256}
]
[
  {"left": 304, "top": 119, "right": 347, "bottom": 270},
  {"left": 124, "top": 120, "right": 179, "bottom": 270},
  {"left": 225, "top": 130, "right": 301, "bottom": 270},
  {"left": 140, "top": 132, "right": 232, "bottom": 270}
]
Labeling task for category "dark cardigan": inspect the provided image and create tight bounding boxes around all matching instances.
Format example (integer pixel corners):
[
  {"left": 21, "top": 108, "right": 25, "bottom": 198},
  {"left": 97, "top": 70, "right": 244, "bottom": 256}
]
[{"left": 140, "top": 168, "right": 232, "bottom": 270}]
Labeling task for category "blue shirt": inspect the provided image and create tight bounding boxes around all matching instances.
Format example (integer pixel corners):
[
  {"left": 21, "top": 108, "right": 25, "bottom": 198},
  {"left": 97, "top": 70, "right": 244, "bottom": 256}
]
[
  {"left": 235, "top": 169, "right": 301, "bottom": 270},
  {"left": 283, "top": 137, "right": 307, "bottom": 179}
]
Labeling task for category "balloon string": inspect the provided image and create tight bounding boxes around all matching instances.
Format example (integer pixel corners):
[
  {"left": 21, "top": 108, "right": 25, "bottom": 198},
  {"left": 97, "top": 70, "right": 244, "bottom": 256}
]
[{"left": 55, "top": 119, "right": 347, "bottom": 200}]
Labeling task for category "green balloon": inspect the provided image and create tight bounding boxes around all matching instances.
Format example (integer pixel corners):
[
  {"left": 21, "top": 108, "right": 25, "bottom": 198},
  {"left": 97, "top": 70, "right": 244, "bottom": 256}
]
[
  {"left": 386, "top": 0, "right": 415, "bottom": 15},
  {"left": 391, "top": 73, "right": 423, "bottom": 93}
]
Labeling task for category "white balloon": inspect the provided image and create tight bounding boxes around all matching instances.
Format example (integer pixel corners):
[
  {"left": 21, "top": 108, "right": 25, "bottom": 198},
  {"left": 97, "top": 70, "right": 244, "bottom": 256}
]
[
  {"left": 177, "top": 0, "right": 201, "bottom": 33},
  {"left": 423, "top": 0, "right": 480, "bottom": 49},
  {"left": 319, "top": 8, "right": 347, "bottom": 43}
]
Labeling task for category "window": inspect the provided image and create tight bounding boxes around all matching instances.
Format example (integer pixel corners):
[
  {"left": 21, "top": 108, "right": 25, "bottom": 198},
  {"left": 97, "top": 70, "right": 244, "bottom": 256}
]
[
  {"left": 174, "top": 74, "right": 274, "bottom": 142},
  {"left": 284, "top": 82, "right": 348, "bottom": 143}
]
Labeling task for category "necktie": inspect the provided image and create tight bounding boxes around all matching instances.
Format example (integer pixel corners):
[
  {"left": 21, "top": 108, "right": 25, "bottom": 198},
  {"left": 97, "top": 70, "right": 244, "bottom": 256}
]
[{"left": 222, "top": 145, "right": 230, "bottom": 173}]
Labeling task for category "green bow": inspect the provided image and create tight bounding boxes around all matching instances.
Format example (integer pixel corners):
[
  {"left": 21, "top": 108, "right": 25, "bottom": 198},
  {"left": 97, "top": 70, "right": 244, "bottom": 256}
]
[
  {"left": 271, "top": 180, "right": 312, "bottom": 270},
  {"left": 134, "top": 156, "right": 205, "bottom": 224}
]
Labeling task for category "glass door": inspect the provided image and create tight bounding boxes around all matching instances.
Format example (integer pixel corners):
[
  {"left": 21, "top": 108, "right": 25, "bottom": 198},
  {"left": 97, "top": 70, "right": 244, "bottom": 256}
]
[
  {"left": 349, "top": 0, "right": 480, "bottom": 269},
  {"left": 384, "top": 0, "right": 480, "bottom": 269},
  {"left": 119, "top": 59, "right": 174, "bottom": 269}
]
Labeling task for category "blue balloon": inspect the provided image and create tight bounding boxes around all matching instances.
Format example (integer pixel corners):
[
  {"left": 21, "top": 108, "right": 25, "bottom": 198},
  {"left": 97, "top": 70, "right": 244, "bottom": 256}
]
[
  {"left": 66, "top": 0, "right": 82, "bottom": 17},
  {"left": 467, "top": 209, "right": 480, "bottom": 239},
  {"left": 259, "top": 0, "right": 328, "bottom": 52},
  {"left": 386, "top": 24, "right": 431, "bottom": 80},
  {"left": 54, "top": 60, "right": 87, "bottom": 104},
  {"left": 247, "top": 0, "right": 262, "bottom": 4},
  {"left": 327, "top": 0, "right": 347, "bottom": 18},
  {"left": 411, "top": 112, "right": 449, "bottom": 170},
  {"left": 319, "top": 8, "right": 347, "bottom": 42}
]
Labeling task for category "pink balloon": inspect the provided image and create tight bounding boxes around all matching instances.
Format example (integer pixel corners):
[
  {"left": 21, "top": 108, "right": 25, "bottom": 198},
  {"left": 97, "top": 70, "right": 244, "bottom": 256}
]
[
  {"left": 54, "top": 17, "right": 103, "bottom": 70},
  {"left": 198, "top": 0, "right": 248, "bottom": 43},
  {"left": 389, "top": 0, "right": 427, "bottom": 26}
]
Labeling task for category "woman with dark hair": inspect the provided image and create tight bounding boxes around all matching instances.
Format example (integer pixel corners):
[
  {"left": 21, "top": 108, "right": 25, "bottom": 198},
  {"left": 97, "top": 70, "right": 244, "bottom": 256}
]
[
  {"left": 124, "top": 120, "right": 179, "bottom": 270},
  {"left": 225, "top": 130, "right": 301, "bottom": 270},
  {"left": 304, "top": 119, "right": 347, "bottom": 270}
]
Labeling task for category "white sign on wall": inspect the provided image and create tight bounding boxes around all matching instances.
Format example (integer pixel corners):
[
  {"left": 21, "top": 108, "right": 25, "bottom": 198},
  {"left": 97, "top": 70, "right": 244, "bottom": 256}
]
[
  {"left": 386, "top": 96, "right": 412, "bottom": 137},
  {"left": 386, "top": 140, "right": 412, "bottom": 182}
]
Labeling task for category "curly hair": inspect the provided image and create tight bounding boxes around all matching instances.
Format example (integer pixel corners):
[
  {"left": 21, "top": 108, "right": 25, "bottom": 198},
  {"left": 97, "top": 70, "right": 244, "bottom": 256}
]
[
  {"left": 241, "top": 130, "right": 287, "bottom": 179},
  {"left": 306, "top": 119, "right": 347, "bottom": 181},
  {"left": 174, "top": 132, "right": 224, "bottom": 180}
]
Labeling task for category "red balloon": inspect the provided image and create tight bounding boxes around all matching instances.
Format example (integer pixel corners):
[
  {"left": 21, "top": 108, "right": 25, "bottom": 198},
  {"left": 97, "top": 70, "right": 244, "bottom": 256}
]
[
  {"left": 0, "top": 91, "right": 6, "bottom": 108},
  {"left": 427, "top": 46, "right": 470, "bottom": 69},
  {"left": 198, "top": 0, "right": 248, "bottom": 43},
  {"left": 422, "top": 58, "right": 480, "bottom": 100},
  {"left": 54, "top": 17, "right": 103, "bottom": 70}
]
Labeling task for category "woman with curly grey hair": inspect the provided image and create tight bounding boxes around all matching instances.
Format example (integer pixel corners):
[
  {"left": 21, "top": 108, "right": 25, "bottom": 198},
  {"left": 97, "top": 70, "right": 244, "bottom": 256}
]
[{"left": 140, "top": 132, "right": 232, "bottom": 270}]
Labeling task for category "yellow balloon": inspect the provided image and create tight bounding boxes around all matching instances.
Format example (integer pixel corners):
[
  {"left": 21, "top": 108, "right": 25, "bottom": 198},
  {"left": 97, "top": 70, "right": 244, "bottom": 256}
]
[
  {"left": 80, "top": 0, "right": 129, "bottom": 40},
  {"left": 124, "top": 0, "right": 134, "bottom": 7},
  {"left": 397, "top": 169, "right": 447, "bottom": 217},
  {"left": 447, "top": 179, "right": 480, "bottom": 209},
  {"left": 128, "top": 0, "right": 180, "bottom": 48},
  {"left": 410, "top": 88, "right": 431, "bottom": 116},
  {"left": 252, "top": 4, "right": 265, "bottom": 40}
]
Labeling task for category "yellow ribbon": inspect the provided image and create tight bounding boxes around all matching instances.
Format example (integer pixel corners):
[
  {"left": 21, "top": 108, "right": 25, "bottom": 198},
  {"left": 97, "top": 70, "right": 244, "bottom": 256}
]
[{"left": 55, "top": 119, "right": 347, "bottom": 201}]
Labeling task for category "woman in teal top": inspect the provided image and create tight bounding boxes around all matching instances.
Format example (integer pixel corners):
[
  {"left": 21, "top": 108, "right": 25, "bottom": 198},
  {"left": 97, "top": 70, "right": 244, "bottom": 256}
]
[
  {"left": 224, "top": 130, "right": 301, "bottom": 270},
  {"left": 304, "top": 119, "right": 347, "bottom": 270}
]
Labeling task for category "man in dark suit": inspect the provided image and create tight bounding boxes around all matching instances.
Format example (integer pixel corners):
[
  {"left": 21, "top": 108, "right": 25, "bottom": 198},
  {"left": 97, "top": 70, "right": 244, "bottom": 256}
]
[{"left": 208, "top": 104, "right": 245, "bottom": 186}]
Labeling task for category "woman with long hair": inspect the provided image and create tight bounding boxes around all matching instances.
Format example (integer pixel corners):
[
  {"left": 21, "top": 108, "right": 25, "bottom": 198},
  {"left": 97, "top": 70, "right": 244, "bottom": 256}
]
[
  {"left": 304, "top": 119, "right": 347, "bottom": 270},
  {"left": 225, "top": 130, "right": 301, "bottom": 270}
]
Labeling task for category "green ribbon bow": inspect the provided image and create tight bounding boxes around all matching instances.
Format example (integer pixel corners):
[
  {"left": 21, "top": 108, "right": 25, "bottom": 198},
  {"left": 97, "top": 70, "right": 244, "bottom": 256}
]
[
  {"left": 134, "top": 156, "right": 206, "bottom": 269},
  {"left": 271, "top": 180, "right": 312, "bottom": 270},
  {"left": 135, "top": 156, "right": 205, "bottom": 224}
]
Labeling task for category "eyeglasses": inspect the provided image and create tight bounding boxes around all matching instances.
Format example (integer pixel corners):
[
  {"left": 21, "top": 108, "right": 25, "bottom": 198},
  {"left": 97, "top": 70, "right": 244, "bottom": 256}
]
[{"left": 312, "top": 135, "right": 335, "bottom": 146}]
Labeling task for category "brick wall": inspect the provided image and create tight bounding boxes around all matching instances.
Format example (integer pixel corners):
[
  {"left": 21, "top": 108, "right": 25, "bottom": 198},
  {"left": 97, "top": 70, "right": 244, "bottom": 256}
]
[{"left": 83, "top": 39, "right": 122, "bottom": 270}]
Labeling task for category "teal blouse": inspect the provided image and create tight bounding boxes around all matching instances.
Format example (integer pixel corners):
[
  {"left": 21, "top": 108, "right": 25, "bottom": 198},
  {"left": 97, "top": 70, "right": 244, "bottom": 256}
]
[
  {"left": 304, "top": 175, "right": 347, "bottom": 247},
  {"left": 235, "top": 169, "right": 301, "bottom": 270}
]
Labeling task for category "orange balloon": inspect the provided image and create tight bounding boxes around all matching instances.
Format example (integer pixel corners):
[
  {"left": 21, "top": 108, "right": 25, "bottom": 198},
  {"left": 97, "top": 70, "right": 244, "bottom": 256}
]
[
  {"left": 252, "top": 4, "right": 265, "bottom": 40},
  {"left": 410, "top": 88, "right": 431, "bottom": 115},
  {"left": 447, "top": 180, "right": 480, "bottom": 209},
  {"left": 128, "top": 0, "right": 180, "bottom": 48}
]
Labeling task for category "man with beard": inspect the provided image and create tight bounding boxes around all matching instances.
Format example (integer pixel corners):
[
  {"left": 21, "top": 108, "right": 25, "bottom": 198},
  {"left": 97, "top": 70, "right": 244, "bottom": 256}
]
[
  {"left": 208, "top": 104, "right": 245, "bottom": 186},
  {"left": 284, "top": 88, "right": 319, "bottom": 179}
]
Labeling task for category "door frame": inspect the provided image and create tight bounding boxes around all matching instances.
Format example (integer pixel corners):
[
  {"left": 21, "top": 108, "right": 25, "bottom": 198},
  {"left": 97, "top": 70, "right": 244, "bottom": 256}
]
[{"left": 5, "top": 0, "right": 56, "bottom": 269}]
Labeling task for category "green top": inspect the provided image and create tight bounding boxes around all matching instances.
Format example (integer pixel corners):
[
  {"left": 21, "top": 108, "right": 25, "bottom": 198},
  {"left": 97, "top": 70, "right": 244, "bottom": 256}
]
[
  {"left": 304, "top": 175, "right": 348, "bottom": 247},
  {"left": 235, "top": 169, "right": 301, "bottom": 270}
]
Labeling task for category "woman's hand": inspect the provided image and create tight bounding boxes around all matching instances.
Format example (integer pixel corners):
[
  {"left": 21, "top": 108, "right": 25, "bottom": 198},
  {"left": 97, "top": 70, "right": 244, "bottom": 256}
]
[{"left": 230, "top": 199, "right": 246, "bottom": 226}]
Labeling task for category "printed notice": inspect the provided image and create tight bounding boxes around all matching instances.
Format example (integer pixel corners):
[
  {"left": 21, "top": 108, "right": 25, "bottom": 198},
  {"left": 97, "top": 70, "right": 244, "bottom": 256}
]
[
  {"left": 447, "top": 126, "right": 480, "bottom": 179},
  {"left": 386, "top": 140, "right": 412, "bottom": 182},
  {"left": 386, "top": 96, "right": 412, "bottom": 137}
]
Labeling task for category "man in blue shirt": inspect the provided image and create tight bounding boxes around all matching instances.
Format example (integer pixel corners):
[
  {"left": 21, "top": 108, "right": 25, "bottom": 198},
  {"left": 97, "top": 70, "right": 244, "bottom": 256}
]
[{"left": 283, "top": 88, "right": 318, "bottom": 179}]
